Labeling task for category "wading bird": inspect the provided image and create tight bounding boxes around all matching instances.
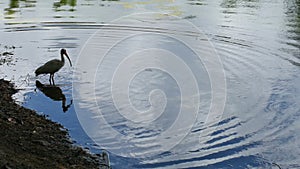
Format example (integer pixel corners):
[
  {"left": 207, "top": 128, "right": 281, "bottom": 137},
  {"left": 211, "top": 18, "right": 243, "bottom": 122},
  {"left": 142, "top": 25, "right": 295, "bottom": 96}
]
[{"left": 35, "top": 49, "right": 72, "bottom": 85}]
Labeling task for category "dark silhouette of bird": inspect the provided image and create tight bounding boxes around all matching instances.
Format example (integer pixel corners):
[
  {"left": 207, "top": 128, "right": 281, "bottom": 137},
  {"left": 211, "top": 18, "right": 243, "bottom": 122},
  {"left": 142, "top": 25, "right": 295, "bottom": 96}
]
[
  {"left": 35, "top": 80, "right": 72, "bottom": 112},
  {"left": 35, "top": 49, "right": 72, "bottom": 85}
]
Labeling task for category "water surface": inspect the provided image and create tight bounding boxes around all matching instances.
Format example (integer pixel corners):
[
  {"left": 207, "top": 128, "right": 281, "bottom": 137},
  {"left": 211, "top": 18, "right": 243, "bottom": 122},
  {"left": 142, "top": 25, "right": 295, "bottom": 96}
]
[{"left": 0, "top": 0, "right": 300, "bottom": 168}]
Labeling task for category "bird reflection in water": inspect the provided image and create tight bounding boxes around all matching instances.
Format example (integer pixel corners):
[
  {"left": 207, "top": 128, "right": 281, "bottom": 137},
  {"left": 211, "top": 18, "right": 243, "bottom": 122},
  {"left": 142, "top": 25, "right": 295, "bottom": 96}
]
[{"left": 35, "top": 80, "right": 72, "bottom": 112}]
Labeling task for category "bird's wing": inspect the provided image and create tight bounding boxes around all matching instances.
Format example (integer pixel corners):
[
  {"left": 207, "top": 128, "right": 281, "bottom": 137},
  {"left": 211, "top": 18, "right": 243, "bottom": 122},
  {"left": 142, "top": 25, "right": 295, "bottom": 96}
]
[
  {"left": 35, "top": 59, "right": 63, "bottom": 75},
  {"left": 43, "top": 59, "right": 62, "bottom": 67}
]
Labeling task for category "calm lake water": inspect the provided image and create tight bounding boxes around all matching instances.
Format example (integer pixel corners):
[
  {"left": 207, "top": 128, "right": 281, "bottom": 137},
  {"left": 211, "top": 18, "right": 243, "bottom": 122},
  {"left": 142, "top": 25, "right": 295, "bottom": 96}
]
[{"left": 1, "top": 0, "right": 300, "bottom": 168}]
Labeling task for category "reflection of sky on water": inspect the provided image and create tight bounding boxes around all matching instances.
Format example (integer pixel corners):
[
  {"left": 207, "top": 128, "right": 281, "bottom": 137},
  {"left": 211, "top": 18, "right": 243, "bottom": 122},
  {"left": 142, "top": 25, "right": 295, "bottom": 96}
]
[{"left": 0, "top": 0, "right": 300, "bottom": 168}]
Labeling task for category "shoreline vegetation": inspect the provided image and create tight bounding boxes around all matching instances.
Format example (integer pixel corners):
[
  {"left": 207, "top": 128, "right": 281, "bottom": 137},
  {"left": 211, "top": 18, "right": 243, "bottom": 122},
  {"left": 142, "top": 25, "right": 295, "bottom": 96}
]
[{"left": 0, "top": 79, "right": 107, "bottom": 168}]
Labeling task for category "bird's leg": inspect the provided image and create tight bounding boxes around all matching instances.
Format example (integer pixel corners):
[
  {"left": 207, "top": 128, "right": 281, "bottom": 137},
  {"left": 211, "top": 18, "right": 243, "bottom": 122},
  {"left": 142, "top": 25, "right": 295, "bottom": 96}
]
[
  {"left": 52, "top": 74, "right": 55, "bottom": 86},
  {"left": 49, "top": 74, "right": 53, "bottom": 85}
]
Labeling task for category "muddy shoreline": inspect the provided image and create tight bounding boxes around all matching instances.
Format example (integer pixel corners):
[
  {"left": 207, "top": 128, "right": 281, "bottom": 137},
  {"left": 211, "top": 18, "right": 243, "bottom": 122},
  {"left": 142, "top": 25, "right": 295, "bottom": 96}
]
[{"left": 0, "top": 79, "right": 104, "bottom": 169}]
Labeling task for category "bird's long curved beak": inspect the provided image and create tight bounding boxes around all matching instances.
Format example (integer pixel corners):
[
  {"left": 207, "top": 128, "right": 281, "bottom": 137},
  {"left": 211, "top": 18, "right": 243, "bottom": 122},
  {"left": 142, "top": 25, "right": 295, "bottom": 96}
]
[{"left": 65, "top": 53, "right": 72, "bottom": 67}]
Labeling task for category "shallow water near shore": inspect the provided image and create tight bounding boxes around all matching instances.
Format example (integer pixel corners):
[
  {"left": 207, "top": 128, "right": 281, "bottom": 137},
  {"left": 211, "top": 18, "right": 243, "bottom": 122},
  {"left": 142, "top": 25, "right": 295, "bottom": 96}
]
[{"left": 1, "top": 0, "right": 300, "bottom": 168}]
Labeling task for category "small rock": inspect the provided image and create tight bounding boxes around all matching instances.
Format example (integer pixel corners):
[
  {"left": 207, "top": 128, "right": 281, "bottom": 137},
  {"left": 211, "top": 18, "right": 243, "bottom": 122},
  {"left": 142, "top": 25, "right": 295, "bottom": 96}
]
[
  {"left": 2, "top": 164, "right": 12, "bottom": 169},
  {"left": 7, "top": 117, "right": 16, "bottom": 124},
  {"left": 2, "top": 52, "right": 13, "bottom": 56},
  {"left": 33, "top": 140, "right": 51, "bottom": 146}
]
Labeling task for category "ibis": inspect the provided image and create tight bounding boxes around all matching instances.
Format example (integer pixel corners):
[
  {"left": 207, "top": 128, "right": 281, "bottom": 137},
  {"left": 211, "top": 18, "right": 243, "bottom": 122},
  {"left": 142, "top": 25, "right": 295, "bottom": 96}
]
[{"left": 35, "top": 49, "right": 72, "bottom": 85}]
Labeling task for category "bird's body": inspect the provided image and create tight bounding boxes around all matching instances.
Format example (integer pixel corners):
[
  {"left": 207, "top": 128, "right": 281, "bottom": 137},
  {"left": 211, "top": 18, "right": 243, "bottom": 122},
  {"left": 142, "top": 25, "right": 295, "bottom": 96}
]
[
  {"left": 35, "top": 49, "right": 72, "bottom": 85},
  {"left": 35, "top": 59, "right": 64, "bottom": 75}
]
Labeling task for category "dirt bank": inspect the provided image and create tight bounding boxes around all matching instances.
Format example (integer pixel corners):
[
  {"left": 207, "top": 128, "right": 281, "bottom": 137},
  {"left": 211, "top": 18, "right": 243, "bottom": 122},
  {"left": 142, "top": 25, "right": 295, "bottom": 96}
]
[{"left": 0, "top": 79, "right": 104, "bottom": 169}]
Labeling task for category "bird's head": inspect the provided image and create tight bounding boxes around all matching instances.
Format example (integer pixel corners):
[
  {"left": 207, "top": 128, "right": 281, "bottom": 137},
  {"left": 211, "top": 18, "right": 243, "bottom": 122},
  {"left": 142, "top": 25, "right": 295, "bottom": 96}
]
[
  {"left": 60, "top": 48, "right": 67, "bottom": 55},
  {"left": 60, "top": 48, "right": 72, "bottom": 67}
]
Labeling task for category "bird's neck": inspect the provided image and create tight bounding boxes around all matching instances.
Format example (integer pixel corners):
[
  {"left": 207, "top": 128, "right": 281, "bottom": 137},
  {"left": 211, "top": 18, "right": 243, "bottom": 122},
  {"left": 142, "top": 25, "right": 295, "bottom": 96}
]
[{"left": 61, "top": 53, "right": 65, "bottom": 63}]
